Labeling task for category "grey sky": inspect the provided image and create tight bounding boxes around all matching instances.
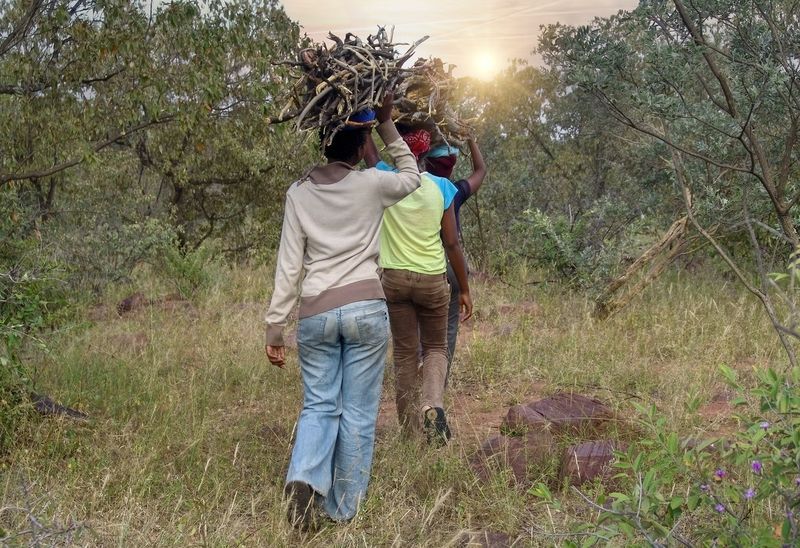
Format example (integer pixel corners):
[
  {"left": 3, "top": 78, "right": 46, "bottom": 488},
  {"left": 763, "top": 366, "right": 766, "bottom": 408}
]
[{"left": 280, "top": 1, "right": 638, "bottom": 78}]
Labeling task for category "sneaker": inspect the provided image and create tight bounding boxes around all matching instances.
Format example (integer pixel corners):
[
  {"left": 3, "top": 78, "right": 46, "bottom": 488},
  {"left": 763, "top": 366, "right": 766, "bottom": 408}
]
[
  {"left": 284, "top": 481, "right": 317, "bottom": 530},
  {"left": 423, "top": 407, "right": 452, "bottom": 446}
]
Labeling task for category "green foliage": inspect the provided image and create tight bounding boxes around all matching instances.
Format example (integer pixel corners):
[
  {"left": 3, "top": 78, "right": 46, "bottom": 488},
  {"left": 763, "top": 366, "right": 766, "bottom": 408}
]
[
  {"left": 157, "top": 241, "right": 222, "bottom": 299},
  {"left": 542, "top": 364, "right": 800, "bottom": 546},
  {"left": 0, "top": 352, "right": 28, "bottom": 454},
  {"left": 456, "top": 63, "right": 674, "bottom": 282},
  {"left": 0, "top": 200, "right": 64, "bottom": 453},
  {"left": 1, "top": 0, "right": 312, "bottom": 293},
  {"left": 509, "top": 201, "right": 651, "bottom": 290},
  {"left": 538, "top": 0, "right": 800, "bottom": 254},
  {"left": 0, "top": 0, "right": 313, "bottom": 453}
]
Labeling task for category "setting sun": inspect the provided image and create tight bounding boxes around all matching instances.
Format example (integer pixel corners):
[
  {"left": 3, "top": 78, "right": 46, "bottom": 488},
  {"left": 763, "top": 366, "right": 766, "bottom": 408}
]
[{"left": 472, "top": 50, "right": 499, "bottom": 80}]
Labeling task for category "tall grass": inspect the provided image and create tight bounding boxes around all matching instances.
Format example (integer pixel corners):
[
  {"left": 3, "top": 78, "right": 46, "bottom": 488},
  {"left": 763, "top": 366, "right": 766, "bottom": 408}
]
[{"left": 0, "top": 264, "right": 782, "bottom": 545}]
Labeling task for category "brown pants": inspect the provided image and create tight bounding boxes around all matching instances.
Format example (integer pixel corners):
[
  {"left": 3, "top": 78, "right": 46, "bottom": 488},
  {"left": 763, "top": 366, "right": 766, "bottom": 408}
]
[{"left": 381, "top": 268, "right": 450, "bottom": 431}]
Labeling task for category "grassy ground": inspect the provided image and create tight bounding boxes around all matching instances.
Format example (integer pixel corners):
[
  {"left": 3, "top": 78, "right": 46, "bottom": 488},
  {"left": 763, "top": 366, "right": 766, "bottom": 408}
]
[{"left": 0, "top": 264, "right": 782, "bottom": 546}]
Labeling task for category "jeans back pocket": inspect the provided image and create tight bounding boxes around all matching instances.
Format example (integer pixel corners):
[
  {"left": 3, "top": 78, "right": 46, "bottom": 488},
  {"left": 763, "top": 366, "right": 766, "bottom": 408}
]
[
  {"left": 355, "top": 307, "right": 390, "bottom": 346},
  {"left": 298, "top": 315, "right": 328, "bottom": 346}
]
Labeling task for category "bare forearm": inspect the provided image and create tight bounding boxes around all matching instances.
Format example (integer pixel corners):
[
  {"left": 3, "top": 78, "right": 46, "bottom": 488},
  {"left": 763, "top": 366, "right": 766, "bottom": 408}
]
[
  {"left": 445, "top": 243, "right": 469, "bottom": 296},
  {"left": 364, "top": 132, "right": 379, "bottom": 168},
  {"left": 466, "top": 138, "right": 486, "bottom": 194}
]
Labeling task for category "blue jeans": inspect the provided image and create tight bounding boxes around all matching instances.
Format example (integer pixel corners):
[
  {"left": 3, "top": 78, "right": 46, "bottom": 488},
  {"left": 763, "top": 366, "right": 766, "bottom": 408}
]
[{"left": 286, "top": 299, "right": 389, "bottom": 521}]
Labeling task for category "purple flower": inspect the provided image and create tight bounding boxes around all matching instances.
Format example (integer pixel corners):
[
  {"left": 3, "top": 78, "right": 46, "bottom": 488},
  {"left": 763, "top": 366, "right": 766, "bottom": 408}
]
[
  {"left": 760, "top": 421, "right": 770, "bottom": 430},
  {"left": 715, "top": 503, "right": 725, "bottom": 513},
  {"left": 744, "top": 487, "right": 756, "bottom": 500},
  {"left": 700, "top": 484, "right": 710, "bottom": 493},
  {"left": 795, "top": 476, "right": 800, "bottom": 486},
  {"left": 715, "top": 469, "right": 727, "bottom": 480},
  {"left": 752, "top": 460, "right": 763, "bottom": 474}
]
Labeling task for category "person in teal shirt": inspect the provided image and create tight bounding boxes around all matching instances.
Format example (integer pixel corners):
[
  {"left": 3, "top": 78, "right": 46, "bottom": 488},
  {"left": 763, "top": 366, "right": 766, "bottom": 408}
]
[{"left": 365, "top": 127, "right": 472, "bottom": 445}]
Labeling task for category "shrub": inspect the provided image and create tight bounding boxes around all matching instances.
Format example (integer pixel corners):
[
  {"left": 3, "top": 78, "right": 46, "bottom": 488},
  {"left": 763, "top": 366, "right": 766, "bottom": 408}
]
[
  {"left": 533, "top": 364, "right": 800, "bottom": 546},
  {"left": 507, "top": 200, "right": 651, "bottom": 291}
]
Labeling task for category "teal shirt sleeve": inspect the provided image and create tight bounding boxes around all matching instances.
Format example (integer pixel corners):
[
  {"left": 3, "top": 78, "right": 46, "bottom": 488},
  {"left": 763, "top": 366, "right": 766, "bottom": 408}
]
[
  {"left": 375, "top": 160, "right": 397, "bottom": 173},
  {"left": 427, "top": 173, "right": 457, "bottom": 210}
]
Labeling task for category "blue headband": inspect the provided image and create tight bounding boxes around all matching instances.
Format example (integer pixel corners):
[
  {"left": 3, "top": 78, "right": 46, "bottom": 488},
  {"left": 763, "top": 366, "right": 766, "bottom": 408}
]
[
  {"left": 344, "top": 109, "right": 376, "bottom": 129},
  {"left": 427, "top": 144, "right": 460, "bottom": 158}
]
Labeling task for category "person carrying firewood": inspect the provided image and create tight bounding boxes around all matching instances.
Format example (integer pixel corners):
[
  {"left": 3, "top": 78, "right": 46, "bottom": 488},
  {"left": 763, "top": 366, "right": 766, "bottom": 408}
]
[
  {"left": 424, "top": 138, "right": 486, "bottom": 381},
  {"left": 264, "top": 93, "right": 421, "bottom": 529},
  {"left": 364, "top": 127, "right": 473, "bottom": 446}
]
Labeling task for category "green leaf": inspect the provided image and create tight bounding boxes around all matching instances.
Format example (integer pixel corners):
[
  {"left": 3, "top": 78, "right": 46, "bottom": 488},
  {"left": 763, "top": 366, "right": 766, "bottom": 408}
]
[
  {"left": 529, "top": 482, "right": 553, "bottom": 501},
  {"left": 719, "top": 364, "right": 738, "bottom": 386},
  {"left": 667, "top": 432, "right": 679, "bottom": 453}
]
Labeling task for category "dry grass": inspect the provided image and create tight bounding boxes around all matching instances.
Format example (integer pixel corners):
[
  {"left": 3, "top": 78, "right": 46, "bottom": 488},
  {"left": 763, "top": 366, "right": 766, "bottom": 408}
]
[{"left": 0, "top": 264, "right": 783, "bottom": 546}]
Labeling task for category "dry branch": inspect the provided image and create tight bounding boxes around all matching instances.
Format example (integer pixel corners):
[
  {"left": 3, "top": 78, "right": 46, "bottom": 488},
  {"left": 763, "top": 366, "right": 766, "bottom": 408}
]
[
  {"left": 393, "top": 57, "right": 473, "bottom": 148},
  {"left": 270, "top": 27, "right": 429, "bottom": 144},
  {"left": 593, "top": 215, "right": 710, "bottom": 319}
]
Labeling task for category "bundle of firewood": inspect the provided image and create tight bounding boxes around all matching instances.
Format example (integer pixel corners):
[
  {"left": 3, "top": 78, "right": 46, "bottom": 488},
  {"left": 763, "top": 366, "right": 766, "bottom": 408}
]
[
  {"left": 272, "top": 28, "right": 472, "bottom": 150},
  {"left": 393, "top": 57, "right": 472, "bottom": 149},
  {"left": 273, "top": 27, "right": 429, "bottom": 143}
]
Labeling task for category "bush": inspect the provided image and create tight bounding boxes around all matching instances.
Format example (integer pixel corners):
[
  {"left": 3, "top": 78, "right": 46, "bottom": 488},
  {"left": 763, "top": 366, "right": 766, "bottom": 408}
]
[
  {"left": 533, "top": 364, "right": 800, "bottom": 546},
  {"left": 0, "top": 259, "right": 63, "bottom": 453},
  {"left": 507, "top": 200, "right": 651, "bottom": 290},
  {"left": 0, "top": 197, "right": 67, "bottom": 452},
  {"left": 157, "top": 241, "right": 223, "bottom": 299}
]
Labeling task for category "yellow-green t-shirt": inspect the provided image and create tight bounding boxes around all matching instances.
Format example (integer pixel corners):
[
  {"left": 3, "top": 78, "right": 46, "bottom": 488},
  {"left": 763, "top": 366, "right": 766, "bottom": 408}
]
[{"left": 377, "top": 162, "right": 457, "bottom": 274}]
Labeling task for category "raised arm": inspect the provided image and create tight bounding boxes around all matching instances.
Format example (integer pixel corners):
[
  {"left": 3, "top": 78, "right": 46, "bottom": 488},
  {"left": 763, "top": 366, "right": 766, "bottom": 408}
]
[
  {"left": 464, "top": 138, "right": 486, "bottom": 195},
  {"left": 363, "top": 132, "right": 380, "bottom": 168},
  {"left": 441, "top": 205, "right": 473, "bottom": 321},
  {"left": 372, "top": 92, "right": 420, "bottom": 204}
]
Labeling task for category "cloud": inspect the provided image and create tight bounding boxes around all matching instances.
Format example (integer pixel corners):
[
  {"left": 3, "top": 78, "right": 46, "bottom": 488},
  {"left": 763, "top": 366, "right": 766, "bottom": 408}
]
[{"left": 281, "top": 0, "right": 637, "bottom": 77}]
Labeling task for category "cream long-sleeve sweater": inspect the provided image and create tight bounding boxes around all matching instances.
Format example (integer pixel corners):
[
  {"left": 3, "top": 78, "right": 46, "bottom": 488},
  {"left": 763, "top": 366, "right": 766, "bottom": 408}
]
[{"left": 265, "top": 121, "right": 420, "bottom": 346}]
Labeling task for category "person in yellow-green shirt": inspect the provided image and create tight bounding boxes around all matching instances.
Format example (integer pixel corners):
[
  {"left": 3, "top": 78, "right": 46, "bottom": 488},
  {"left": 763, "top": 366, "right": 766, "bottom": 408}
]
[{"left": 365, "top": 127, "right": 472, "bottom": 445}]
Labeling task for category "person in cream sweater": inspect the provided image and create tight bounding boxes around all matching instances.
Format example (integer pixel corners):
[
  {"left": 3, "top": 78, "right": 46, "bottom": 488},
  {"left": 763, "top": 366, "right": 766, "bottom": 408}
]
[{"left": 265, "top": 93, "right": 420, "bottom": 529}]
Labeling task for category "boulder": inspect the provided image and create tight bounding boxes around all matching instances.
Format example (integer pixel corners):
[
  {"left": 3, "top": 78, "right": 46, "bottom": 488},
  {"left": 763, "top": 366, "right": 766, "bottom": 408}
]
[
  {"left": 559, "top": 440, "right": 623, "bottom": 486},
  {"left": 116, "top": 292, "right": 148, "bottom": 315},
  {"left": 470, "top": 430, "right": 554, "bottom": 485},
  {"left": 502, "top": 392, "right": 613, "bottom": 436},
  {"left": 30, "top": 394, "right": 88, "bottom": 420}
]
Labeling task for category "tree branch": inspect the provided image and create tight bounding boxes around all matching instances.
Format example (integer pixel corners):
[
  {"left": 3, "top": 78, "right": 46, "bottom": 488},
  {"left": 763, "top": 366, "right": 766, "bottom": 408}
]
[
  {"left": 596, "top": 91, "right": 753, "bottom": 175},
  {"left": 673, "top": 0, "right": 738, "bottom": 117},
  {"left": 0, "top": 116, "right": 175, "bottom": 185},
  {"left": 0, "top": 0, "right": 45, "bottom": 58}
]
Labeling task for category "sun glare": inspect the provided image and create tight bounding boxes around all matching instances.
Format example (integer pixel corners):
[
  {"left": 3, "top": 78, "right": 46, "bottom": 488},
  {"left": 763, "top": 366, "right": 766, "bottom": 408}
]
[{"left": 473, "top": 50, "right": 498, "bottom": 80}]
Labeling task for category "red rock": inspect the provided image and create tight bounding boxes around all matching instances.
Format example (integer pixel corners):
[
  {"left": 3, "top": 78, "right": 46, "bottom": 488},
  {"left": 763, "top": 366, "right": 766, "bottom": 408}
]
[
  {"left": 470, "top": 430, "right": 554, "bottom": 485},
  {"left": 502, "top": 392, "right": 613, "bottom": 436},
  {"left": 116, "top": 292, "right": 148, "bottom": 315},
  {"left": 559, "top": 440, "right": 624, "bottom": 486}
]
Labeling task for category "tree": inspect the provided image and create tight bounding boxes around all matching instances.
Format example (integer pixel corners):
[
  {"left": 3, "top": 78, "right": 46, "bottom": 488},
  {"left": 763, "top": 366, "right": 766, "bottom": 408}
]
[
  {"left": 539, "top": 0, "right": 800, "bottom": 352},
  {"left": 456, "top": 62, "right": 674, "bottom": 287},
  {"left": 1, "top": 0, "right": 310, "bottom": 279}
]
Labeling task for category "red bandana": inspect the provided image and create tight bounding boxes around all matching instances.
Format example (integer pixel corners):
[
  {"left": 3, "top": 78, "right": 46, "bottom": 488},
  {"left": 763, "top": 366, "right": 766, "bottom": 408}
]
[{"left": 402, "top": 129, "right": 431, "bottom": 159}]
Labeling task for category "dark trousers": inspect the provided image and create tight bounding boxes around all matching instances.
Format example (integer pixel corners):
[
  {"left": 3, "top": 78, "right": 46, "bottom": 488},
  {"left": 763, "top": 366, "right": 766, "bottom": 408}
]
[{"left": 445, "top": 261, "right": 460, "bottom": 384}]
